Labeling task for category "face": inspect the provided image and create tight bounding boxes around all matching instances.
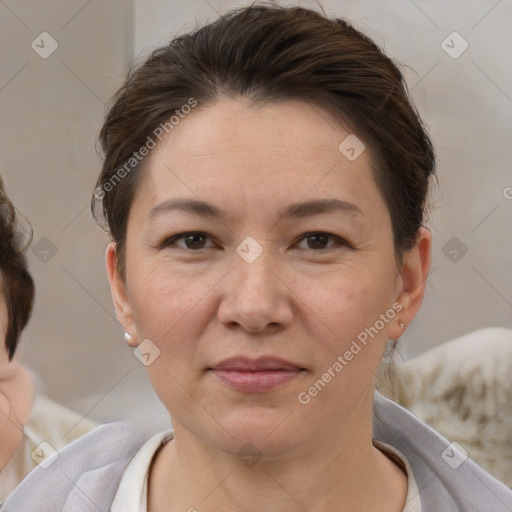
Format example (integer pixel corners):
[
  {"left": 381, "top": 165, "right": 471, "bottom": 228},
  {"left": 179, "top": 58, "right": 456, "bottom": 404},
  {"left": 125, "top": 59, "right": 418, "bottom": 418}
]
[
  {"left": 0, "top": 294, "right": 11, "bottom": 456},
  {"left": 0, "top": 292, "right": 8, "bottom": 372},
  {"left": 0, "top": 286, "right": 34, "bottom": 469},
  {"left": 107, "top": 97, "right": 430, "bottom": 457}
]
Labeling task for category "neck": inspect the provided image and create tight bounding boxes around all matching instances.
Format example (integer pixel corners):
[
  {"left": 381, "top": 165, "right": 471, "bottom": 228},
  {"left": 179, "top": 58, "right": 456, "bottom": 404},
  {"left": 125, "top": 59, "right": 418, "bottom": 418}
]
[{"left": 148, "top": 388, "right": 408, "bottom": 512}]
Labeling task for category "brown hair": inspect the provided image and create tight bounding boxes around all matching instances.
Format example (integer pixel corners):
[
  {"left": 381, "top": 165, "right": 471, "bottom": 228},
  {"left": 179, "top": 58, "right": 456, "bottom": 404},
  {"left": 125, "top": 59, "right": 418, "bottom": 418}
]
[
  {"left": 92, "top": 3, "right": 435, "bottom": 276},
  {"left": 0, "top": 176, "right": 35, "bottom": 360}
]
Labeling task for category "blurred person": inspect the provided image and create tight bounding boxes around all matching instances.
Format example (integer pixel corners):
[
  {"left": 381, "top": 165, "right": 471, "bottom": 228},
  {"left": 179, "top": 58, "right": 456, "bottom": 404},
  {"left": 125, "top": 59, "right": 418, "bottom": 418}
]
[
  {"left": 4, "top": 4, "right": 512, "bottom": 511},
  {"left": 0, "top": 176, "right": 96, "bottom": 505}
]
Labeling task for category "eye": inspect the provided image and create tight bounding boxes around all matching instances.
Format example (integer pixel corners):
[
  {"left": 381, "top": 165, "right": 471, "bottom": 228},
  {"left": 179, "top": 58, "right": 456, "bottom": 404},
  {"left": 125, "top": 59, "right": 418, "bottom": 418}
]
[
  {"left": 159, "top": 231, "right": 351, "bottom": 252},
  {"left": 160, "top": 231, "right": 216, "bottom": 250},
  {"left": 295, "top": 232, "right": 351, "bottom": 251}
]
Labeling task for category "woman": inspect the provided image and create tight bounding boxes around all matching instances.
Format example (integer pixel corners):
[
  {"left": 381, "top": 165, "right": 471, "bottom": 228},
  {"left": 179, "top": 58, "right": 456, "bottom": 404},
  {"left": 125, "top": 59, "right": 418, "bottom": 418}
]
[
  {"left": 0, "top": 177, "right": 96, "bottom": 505},
  {"left": 0, "top": 176, "right": 35, "bottom": 500},
  {"left": 4, "top": 4, "right": 511, "bottom": 511},
  {"left": 0, "top": 176, "right": 97, "bottom": 505}
]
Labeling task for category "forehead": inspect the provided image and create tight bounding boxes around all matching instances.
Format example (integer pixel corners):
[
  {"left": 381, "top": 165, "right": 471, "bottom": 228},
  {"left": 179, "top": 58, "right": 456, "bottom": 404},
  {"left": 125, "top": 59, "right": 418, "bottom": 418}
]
[
  {"left": 132, "top": 97, "right": 386, "bottom": 223},
  {"left": 151, "top": 97, "right": 361, "bottom": 165}
]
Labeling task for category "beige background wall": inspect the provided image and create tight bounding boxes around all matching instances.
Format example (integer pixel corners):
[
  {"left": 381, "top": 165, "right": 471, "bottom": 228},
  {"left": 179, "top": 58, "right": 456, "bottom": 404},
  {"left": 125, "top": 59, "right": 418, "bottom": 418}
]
[{"left": 1, "top": 0, "right": 511, "bottom": 430}]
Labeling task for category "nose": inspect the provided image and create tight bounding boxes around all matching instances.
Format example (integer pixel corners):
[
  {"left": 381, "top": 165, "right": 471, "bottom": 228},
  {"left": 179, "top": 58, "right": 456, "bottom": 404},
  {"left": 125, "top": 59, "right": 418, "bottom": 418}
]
[{"left": 217, "top": 250, "right": 294, "bottom": 333}]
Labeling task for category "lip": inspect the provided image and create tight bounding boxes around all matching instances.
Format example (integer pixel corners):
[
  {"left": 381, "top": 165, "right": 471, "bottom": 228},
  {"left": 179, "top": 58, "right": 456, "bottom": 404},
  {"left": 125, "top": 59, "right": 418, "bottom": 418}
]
[
  {"left": 208, "top": 356, "right": 305, "bottom": 393},
  {"left": 210, "top": 356, "right": 303, "bottom": 372}
]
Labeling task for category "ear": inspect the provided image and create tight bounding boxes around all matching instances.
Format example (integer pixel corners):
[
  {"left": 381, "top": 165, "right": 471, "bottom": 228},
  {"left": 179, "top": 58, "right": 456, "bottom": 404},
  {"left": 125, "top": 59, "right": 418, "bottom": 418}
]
[
  {"left": 388, "top": 227, "right": 432, "bottom": 340},
  {"left": 105, "top": 242, "right": 138, "bottom": 347}
]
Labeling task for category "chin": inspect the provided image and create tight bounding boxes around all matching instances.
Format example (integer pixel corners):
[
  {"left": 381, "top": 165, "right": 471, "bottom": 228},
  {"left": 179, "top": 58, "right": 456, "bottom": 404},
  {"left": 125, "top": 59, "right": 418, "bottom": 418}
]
[{"left": 210, "top": 410, "right": 304, "bottom": 458}]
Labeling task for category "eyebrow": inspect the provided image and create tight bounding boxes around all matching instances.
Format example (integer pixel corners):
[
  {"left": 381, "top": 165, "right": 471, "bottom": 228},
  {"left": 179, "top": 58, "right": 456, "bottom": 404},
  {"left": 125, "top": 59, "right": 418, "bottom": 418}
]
[{"left": 148, "top": 197, "right": 364, "bottom": 222}]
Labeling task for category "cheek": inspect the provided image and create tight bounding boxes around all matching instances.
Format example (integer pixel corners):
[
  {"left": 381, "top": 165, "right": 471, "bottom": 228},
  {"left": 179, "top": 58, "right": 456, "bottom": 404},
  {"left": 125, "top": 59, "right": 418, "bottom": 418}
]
[
  {"left": 301, "top": 262, "right": 398, "bottom": 376},
  {"left": 303, "top": 263, "right": 394, "bottom": 331},
  {"left": 130, "top": 262, "right": 204, "bottom": 335},
  {"left": 128, "top": 262, "right": 220, "bottom": 378},
  {"left": 129, "top": 267, "right": 208, "bottom": 412}
]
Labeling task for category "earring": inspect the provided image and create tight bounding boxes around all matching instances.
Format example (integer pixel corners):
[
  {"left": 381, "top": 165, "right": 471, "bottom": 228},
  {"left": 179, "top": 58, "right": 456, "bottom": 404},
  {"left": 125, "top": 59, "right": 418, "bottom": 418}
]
[
  {"left": 398, "top": 320, "right": 405, "bottom": 330},
  {"left": 124, "top": 332, "right": 133, "bottom": 344}
]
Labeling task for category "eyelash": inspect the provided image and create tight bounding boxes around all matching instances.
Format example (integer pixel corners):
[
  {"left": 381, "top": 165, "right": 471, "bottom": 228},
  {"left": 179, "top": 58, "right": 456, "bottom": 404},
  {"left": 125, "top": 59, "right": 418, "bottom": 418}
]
[{"left": 159, "top": 231, "right": 352, "bottom": 252}]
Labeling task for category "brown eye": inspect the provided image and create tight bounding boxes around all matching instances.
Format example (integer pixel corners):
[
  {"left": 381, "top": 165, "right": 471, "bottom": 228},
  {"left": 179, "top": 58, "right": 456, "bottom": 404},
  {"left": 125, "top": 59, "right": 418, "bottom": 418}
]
[
  {"left": 307, "top": 234, "right": 330, "bottom": 249},
  {"left": 182, "top": 233, "right": 207, "bottom": 249},
  {"left": 295, "top": 232, "right": 351, "bottom": 251},
  {"left": 160, "top": 232, "right": 215, "bottom": 250}
]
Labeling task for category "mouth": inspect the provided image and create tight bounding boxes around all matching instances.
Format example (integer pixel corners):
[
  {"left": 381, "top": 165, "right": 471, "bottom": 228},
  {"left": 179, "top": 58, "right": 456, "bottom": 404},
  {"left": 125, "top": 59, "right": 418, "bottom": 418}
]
[{"left": 207, "top": 356, "right": 306, "bottom": 393}]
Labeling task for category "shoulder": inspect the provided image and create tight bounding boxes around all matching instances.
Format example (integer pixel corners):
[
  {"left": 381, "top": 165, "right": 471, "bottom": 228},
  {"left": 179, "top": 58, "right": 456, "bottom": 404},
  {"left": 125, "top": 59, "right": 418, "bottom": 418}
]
[
  {"left": 2, "top": 422, "right": 150, "bottom": 512},
  {"left": 1, "top": 394, "right": 99, "bottom": 492},
  {"left": 373, "top": 391, "right": 512, "bottom": 511},
  {"left": 28, "top": 393, "right": 98, "bottom": 442}
]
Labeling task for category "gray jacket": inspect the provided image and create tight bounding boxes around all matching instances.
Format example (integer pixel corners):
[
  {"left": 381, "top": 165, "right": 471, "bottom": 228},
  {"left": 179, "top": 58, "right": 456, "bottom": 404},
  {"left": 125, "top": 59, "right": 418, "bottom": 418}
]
[{"left": 3, "top": 392, "right": 511, "bottom": 511}]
